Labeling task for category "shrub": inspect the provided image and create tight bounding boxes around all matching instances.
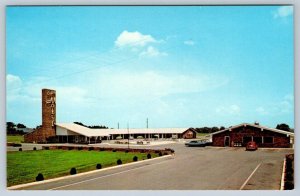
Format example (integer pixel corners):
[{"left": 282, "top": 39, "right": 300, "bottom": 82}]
[
  {"left": 140, "top": 150, "right": 144, "bottom": 153},
  {"left": 78, "top": 147, "right": 83, "bottom": 150},
  {"left": 96, "top": 164, "right": 102, "bottom": 169},
  {"left": 158, "top": 152, "right": 162, "bottom": 156},
  {"left": 99, "top": 148, "right": 105, "bottom": 151},
  {"left": 13, "top": 143, "right": 22, "bottom": 147},
  {"left": 125, "top": 150, "right": 129, "bottom": 153},
  {"left": 33, "top": 147, "right": 37, "bottom": 151},
  {"left": 70, "top": 168, "right": 77, "bottom": 175},
  {"left": 44, "top": 147, "right": 49, "bottom": 150},
  {"left": 58, "top": 146, "right": 62, "bottom": 150},
  {"left": 133, "top": 156, "right": 138, "bottom": 162},
  {"left": 112, "top": 149, "right": 116, "bottom": 152},
  {"left": 117, "top": 159, "right": 122, "bottom": 165},
  {"left": 18, "top": 148, "right": 22, "bottom": 151},
  {"left": 164, "top": 152, "right": 169, "bottom": 156},
  {"left": 147, "top": 153, "right": 151, "bottom": 159},
  {"left": 89, "top": 147, "right": 94, "bottom": 151},
  {"left": 36, "top": 173, "right": 44, "bottom": 181},
  {"left": 68, "top": 147, "right": 74, "bottom": 150}
]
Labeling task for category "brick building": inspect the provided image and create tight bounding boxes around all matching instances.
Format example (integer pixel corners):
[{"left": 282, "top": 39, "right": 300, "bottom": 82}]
[{"left": 211, "top": 123, "right": 294, "bottom": 148}]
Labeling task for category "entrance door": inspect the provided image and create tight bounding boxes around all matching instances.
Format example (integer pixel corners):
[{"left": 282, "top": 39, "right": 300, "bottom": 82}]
[{"left": 224, "top": 136, "right": 230, "bottom": 147}]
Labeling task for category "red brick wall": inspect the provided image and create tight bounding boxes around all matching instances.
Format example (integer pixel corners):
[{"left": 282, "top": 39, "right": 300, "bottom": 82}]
[
  {"left": 24, "top": 89, "right": 56, "bottom": 143},
  {"left": 212, "top": 126, "right": 290, "bottom": 148},
  {"left": 182, "top": 129, "right": 196, "bottom": 139}
]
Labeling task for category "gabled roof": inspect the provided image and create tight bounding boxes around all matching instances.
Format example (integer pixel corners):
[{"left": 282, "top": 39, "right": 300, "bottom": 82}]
[
  {"left": 211, "top": 123, "right": 294, "bottom": 136},
  {"left": 56, "top": 123, "right": 192, "bottom": 137}
]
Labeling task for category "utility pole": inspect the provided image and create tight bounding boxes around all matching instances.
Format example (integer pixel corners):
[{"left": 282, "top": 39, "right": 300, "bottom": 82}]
[{"left": 127, "top": 122, "right": 129, "bottom": 149}]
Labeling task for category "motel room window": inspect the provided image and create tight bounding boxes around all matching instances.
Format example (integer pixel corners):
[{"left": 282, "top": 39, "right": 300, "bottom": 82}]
[
  {"left": 264, "top": 136, "right": 274, "bottom": 144},
  {"left": 253, "top": 136, "right": 262, "bottom": 144}
]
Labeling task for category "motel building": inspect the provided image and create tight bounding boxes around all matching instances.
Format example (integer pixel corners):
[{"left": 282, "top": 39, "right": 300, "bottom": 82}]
[
  {"left": 211, "top": 123, "right": 294, "bottom": 148},
  {"left": 24, "top": 89, "right": 196, "bottom": 144}
]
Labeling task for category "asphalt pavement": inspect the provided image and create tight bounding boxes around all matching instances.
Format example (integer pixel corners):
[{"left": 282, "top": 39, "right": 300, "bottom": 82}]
[{"left": 9, "top": 143, "right": 293, "bottom": 190}]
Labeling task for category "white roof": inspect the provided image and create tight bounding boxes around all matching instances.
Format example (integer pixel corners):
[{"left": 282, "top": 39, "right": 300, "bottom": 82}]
[
  {"left": 56, "top": 123, "right": 191, "bottom": 137},
  {"left": 211, "top": 123, "right": 294, "bottom": 136},
  {"left": 56, "top": 123, "right": 110, "bottom": 137}
]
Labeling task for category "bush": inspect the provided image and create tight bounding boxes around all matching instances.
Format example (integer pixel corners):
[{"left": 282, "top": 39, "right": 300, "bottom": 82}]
[
  {"left": 158, "top": 152, "right": 162, "bottom": 156},
  {"left": 33, "top": 147, "right": 37, "bottom": 151},
  {"left": 58, "top": 146, "right": 62, "bottom": 150},
  {"left": 133, "top": 156, "right": 138, "bottom": 162},
  {"left": 99, "top": 148, "right": 105, "bottom": 151},
  {"left": 36, "top": 173, "right": 44, "bottom": 181},
  {"left": 78, "top": 147, "right": 83, "bottom": 150},
  {"left": 19, "top": 148, "right": 22, "bottom": 151},
  {"left": 112, "top": 149, "right": 116, "bottom": 152},
  {"left": 44, "top": 147, "right": 49, "bottom": 150},
  {"left": 117, "top": 159, "right": 122, "bottom": 165},
  {"left": 68, "top": 147, "right": 74, "bottom": 150},
  {"left": 147, "top": 153, "right": 151, "bottom": 159},
  {"left": 96, "top": 164, "right": 102, "bottom": 169},
  {"left": 125, "top": 150, "right": 129, "bottom": 153},
  {"left": 13, "top": 143, "right": 22, "bottom": 147},
  {"left": 89, "top": 147, "right": 94, "bottom": 151},
  {"left": 70, "top": 168, "right": 77, "bottom": 175},
  {"left": 164, "top": 152, "right": 169, "bottom": 156}
]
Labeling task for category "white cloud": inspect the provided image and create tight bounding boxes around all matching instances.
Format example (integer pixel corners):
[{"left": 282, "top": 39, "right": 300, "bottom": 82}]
[
  {"left": 91, "top": 70, "right": 228, "bottom": 100},
  {"left": 256, "top": 107, "right": 268, "bottom": 115},
  {"left": 115, "top": 31, "right": 156, "bottom": 47},
  {"left": 273, "top": 6, "right": 293, "bottom": 18},
  {"left": 140, "top": 46, "right": 168, "bottom": 57},
  {"left": 184, "top": 40, "right": 195, "bottom": 46},
  {"left": 216, "top": 104, "right": 240, "bottom": 115},
  {"left": 7, "top": 74, "right": 22, "bottom": 89}
]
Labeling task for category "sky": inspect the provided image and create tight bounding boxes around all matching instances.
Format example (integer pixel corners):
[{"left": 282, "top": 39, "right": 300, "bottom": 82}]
[{"left": 6, "top": 6, "right": 294, "bottom": 129}]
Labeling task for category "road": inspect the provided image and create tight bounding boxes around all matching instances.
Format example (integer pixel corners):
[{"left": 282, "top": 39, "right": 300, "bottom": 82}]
[{"left": 11, "top": 143, "right": 293, "bottom": 190}]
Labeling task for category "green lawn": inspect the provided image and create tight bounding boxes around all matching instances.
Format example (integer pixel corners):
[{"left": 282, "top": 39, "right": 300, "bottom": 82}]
[
  {"left": 7, "top": 135, "right": 24, "bottom": 143},
  {"left": 196, "top": 133, "right": 210, "bottom": 138},
  {"left": 7, "top": 150, "right": 158, "bottom": 186}
]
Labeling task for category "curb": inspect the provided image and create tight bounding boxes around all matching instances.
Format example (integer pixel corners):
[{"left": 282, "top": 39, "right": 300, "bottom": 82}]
[
  {"left": 280, "top": 157, "right": 286, "bottom": 190},
  {"left": 7, "top": 154, "right": 173, "bottom": 190}
]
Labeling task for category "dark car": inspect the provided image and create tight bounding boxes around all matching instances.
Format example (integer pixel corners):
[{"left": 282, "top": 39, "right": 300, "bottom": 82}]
[
  {"left": 185, "top": 140, "right": 211, "bottom": 147},
  {"left": 246, "top": 141, "right": 258, "bottom": 151}
]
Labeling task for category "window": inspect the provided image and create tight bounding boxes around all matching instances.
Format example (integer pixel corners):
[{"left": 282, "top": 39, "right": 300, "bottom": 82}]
[
  {"left": 264, "top": 136, "right": 274, "bottom": 144},
  {"left": 243, "top": 136, "right": 252, "bottom": 144},
  {"left": 253, "top": 136, "right": 262, "bottom": 144}
]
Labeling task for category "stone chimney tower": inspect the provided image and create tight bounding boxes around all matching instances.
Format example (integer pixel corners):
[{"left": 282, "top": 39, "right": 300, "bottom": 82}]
[{"left": 42, "top": 88, "right": 56, "bottom": 139}]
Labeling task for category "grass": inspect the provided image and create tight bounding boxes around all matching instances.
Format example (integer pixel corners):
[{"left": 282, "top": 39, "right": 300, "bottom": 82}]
[
  {"left": 7, "top": 135, "right": 24, "bottom": 143},
  {"left": 196, "top": 133, "right": 210, "bottom": 138},
  {"left": 7, "top": 150, "right": 158, "bottom": 186}
]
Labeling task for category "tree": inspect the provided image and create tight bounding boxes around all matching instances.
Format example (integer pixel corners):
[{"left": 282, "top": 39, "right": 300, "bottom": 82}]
[
  {"left": 220, "top": 126, "right": 225, "bottom": 130},
  {"left": 17, "top": 123, "right": 26, "bottom": 128},
  {"left": 211, "top": 127, "right": 220, "bottom": 133},
  {"left": 276, "top": 124, "right": 291, "bottom": 132}
]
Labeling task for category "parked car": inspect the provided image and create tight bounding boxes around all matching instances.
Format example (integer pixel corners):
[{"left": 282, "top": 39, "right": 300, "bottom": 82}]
[
  {"left": 246, "top": 141, "right": 258, "bottom": 151},
  {"left": 185, "top": 140, "right": 211, "bottom": 147}
]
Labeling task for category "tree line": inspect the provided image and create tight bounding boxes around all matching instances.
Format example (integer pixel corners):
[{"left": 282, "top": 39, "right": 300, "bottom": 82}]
[{"left": 74, "top": 122, "right": 109, "bottom": 129}]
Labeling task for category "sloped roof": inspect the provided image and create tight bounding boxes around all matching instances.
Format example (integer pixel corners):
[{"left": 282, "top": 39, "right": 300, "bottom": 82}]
[
  {"left": 56, "top": 123, "right": 110, "bottom": 137},
  {"left": 211, "top": 123, "right": 294, "bottom": 136},
  {"left": 56, "top": 123, "right": 192, "bottom": 137}
]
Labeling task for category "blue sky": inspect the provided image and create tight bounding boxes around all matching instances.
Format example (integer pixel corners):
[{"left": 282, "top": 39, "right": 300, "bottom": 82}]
[{"left": 6, "top": 6, "right": 294, "bottom": 129}]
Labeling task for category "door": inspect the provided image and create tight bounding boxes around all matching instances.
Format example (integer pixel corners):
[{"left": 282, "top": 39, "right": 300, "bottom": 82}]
[{"left": 224, "top": 136, "right": 230, "bottom": 147}]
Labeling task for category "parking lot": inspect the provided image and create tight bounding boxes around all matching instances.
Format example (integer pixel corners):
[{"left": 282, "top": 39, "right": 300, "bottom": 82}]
[{"left": 9, "top": 142, "right": 293, "bottom": 190}]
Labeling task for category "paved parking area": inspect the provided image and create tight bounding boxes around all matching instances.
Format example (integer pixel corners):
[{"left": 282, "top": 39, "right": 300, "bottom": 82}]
[{"left": 9, "top": 143, "right": 293, "bottom": 190}]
